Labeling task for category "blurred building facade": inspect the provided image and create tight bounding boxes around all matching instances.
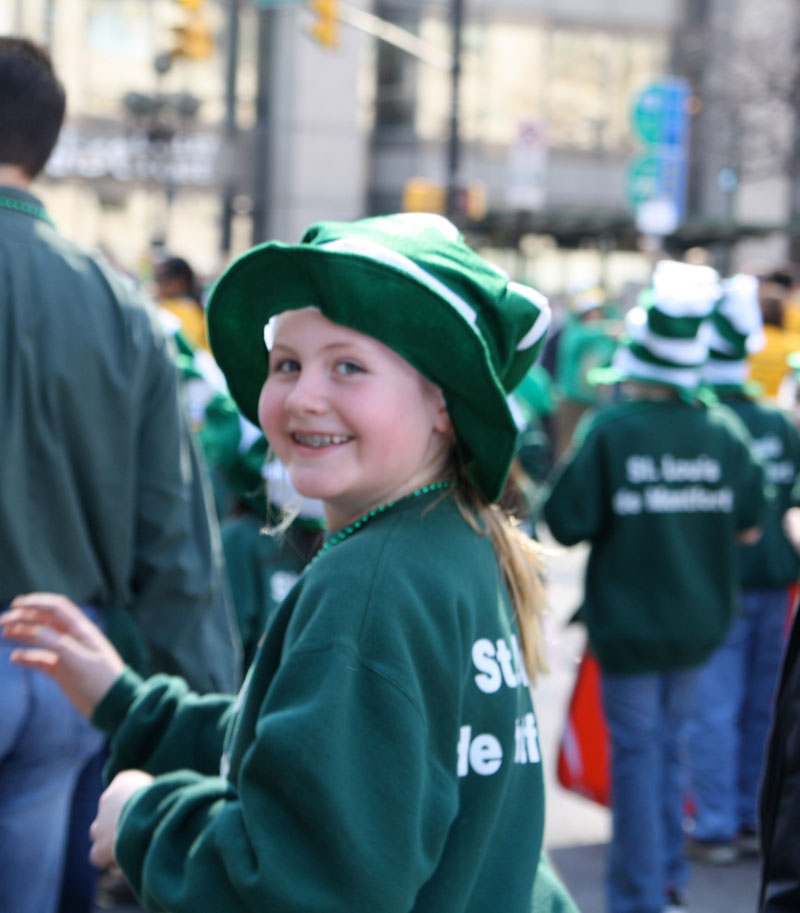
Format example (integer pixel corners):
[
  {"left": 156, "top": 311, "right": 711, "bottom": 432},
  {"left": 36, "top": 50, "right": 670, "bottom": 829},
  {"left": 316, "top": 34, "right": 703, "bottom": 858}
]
[{"left": 3, "top": 0, "right": 797, "bottom": 294}]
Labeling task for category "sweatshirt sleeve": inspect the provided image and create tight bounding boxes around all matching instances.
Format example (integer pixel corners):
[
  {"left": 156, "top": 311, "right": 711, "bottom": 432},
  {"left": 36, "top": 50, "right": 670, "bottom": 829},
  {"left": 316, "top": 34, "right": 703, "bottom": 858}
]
[
  {"left": 92, "top": 667, "right": 237, "bottom": 780},
  {"left": 543, "top": 424, "right": 606, "bottom": 545},
  {"left": 114, "top": 643, "right": 458, "bottom": 913}
]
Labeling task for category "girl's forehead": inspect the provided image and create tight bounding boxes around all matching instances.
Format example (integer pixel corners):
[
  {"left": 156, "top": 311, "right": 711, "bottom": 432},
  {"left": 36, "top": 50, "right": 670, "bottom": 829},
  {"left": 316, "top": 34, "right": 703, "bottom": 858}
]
[{"left": 267, "top": 307, "right": 366, "bottom": 348}]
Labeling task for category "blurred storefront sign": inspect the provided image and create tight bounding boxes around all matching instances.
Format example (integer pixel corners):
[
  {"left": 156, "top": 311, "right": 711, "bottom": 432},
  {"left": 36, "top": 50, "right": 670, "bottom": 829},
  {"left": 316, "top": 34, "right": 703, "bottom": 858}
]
[
  {"left": 506, "top": 119, "right": 547, "bottom": 211},
  {"left": 45, "top": 122, "right": 223, "bottom": 188}
]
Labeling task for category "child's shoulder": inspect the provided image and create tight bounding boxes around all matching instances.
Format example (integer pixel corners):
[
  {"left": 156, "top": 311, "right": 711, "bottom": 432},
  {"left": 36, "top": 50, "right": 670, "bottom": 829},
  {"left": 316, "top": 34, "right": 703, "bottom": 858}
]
[
  {"left": 572, "top": 399, "right": 669, "bottom": 446},
  {"left": 284, "top": 494, "right": 498, "bottom": 657},
  {"left": 309, "top": 497, "right": 499, "bottom": 625}
]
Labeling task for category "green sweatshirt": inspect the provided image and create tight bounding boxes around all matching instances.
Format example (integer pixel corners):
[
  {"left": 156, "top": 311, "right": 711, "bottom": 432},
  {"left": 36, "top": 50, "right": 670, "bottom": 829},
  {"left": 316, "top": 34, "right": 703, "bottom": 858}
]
[
  {"left": 92, "top": 491, "right": 547, "bottom": 913},
  {"left": 543, "top": 397, "right": 766, "bottom": 674},
  {"left": 0, "top": 186, "right": 238, "bottom": 692},
  {"left": 714, "top": 390, "right": 800, "bottom": 588}
]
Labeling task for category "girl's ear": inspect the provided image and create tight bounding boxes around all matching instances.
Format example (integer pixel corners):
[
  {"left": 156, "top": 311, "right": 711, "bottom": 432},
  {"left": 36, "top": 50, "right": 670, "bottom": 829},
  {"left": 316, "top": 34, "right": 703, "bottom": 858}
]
[{"left": 433, "top": 388, "right": 454, "bottom": 435}]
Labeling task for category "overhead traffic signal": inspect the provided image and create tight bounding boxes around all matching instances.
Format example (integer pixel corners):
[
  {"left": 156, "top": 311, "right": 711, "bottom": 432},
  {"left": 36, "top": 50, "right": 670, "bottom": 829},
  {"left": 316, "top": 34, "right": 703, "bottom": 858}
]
[{"left": 309, "top": 0, "right": 339, "bottom": 48}]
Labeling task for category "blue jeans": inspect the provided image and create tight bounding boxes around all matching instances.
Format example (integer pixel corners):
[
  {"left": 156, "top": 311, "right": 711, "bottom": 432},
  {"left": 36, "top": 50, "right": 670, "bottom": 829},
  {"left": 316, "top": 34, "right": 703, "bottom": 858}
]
[
  {"left": 0, "top": 605, "right": 105, "bottom": 913},
  {"left": 602, "top": 668, "right": 699, "bottom": 913},
  {"left": 686, "top": 587, "right": 789, "bottom": 841},
  {"left": 58, "top": 744, "right": 108, "bottom": 913}
]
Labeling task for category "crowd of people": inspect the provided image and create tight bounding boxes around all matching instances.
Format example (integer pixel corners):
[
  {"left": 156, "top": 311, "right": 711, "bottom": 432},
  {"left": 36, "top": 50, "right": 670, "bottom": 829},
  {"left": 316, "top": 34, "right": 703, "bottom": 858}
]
[{"left": 4, "top": 32, "right": 800, "bottom": 913}]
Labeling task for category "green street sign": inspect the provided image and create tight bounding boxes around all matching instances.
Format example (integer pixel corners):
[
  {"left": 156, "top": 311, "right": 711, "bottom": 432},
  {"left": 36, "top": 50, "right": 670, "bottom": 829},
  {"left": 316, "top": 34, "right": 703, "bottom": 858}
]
[
  {"left": 625, "top": 154, "right": 661, "bottom": 207},
  {"left": 630, "top": 79, "right": 690, "bottom": 148}
]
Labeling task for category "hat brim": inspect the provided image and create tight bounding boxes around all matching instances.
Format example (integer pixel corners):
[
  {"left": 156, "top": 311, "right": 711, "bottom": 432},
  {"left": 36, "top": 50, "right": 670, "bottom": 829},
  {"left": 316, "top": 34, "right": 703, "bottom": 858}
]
[{"left": 207, "top": 242, "right": 518, "bottom": 502}]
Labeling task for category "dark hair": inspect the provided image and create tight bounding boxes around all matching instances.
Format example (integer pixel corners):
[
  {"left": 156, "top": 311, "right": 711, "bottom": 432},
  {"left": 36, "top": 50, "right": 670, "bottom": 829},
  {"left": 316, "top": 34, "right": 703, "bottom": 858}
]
[
  {"left": 155, "top": 255, "right": 201, "bottom": 301},
  {"left": 759, "top": 266, "right": 796, "bottom": 290},
  {"left": 0, "top": 37, "right": 66, "bottom": 178}
]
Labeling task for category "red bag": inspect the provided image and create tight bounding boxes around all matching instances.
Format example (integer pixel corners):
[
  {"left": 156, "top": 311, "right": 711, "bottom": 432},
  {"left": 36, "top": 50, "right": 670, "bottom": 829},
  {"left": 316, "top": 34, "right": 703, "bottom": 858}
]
[{"left": 556, "top": 647, "right": 611, "bottom": 807}]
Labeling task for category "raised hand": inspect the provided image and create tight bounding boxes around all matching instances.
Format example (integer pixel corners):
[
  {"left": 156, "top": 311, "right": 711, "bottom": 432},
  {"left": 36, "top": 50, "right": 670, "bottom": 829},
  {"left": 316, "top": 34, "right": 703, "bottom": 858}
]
[{"left": 0, "top": 592, "right": 125, "bottom": 718}]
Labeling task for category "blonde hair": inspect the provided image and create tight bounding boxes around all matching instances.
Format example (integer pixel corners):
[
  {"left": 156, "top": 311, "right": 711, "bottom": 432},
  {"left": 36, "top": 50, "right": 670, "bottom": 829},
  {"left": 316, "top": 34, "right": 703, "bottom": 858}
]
[{"left": 451, "top": 465, "right": 549, "bottom": 683}]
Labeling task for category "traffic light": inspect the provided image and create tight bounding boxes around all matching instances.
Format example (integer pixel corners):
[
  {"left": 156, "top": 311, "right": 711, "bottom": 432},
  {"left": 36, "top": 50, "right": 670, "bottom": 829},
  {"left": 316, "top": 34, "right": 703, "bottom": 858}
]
[
  {"left": 403, "top": 177, "right": 445, "bottom": 214},
  {"left": 172, "top": 17, "right": 214, "bottom": 59},
  {"left": 309, "top": 0, "right": 339, "bottom": 48}
]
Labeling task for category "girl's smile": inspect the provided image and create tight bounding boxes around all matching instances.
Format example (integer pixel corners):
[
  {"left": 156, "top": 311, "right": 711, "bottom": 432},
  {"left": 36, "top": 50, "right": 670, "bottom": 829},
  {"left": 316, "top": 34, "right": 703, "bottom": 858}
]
[{"left": 258, "top": 308, "right": 453, "bottom": 531}]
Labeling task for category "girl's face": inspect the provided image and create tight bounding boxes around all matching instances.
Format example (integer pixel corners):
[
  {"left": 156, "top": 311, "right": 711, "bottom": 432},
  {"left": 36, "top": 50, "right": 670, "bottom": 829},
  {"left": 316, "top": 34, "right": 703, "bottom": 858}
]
[{"left": 259, "top": 308, "right": 453, "bottom": 531}]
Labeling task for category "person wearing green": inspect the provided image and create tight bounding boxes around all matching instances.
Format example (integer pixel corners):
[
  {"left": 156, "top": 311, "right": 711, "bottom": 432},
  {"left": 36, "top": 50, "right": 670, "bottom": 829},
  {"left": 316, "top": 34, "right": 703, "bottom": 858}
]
[
  {"left": 543, "top": 261, "right": 766, "bottom": 913},
  {"left": 0, "top": 38, "right": 239, "bottom": 913},
  {"left": 552, "top": 287, "right": 620, "bottom": 458},
  {"left": 686, "top": 274, "right": 800, "bottom": 864},
  {"left": 3, "top": 212, "right": 580, "bottom": 913}
]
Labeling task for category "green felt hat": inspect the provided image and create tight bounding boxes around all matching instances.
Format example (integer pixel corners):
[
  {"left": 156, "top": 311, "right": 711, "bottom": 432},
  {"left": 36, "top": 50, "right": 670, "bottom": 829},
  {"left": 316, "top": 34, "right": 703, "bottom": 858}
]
[
  {"left": 589, "top": 260, "right": 721, "bottom": 390},
  {"left": 207, "top": 212, "right": 551, "bottom": 502}
]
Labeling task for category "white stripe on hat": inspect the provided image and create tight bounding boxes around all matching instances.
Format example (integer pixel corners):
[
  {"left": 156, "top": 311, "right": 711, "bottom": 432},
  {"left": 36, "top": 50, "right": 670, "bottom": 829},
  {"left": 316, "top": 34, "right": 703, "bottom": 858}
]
[
  {"left": 509, "top": 281, "right": 551, "bottom": 351},
  {"left": 319, "top": 236, "right": 479, "bottom": 328},
  {"left": 651, "top": 261, "right": 722, "bottom": 317},
  {"left": 614, "top": 346, "right": 701, "bottom": 388},
  {"left": 702, "top": 358, "right": 749, "bottom": 386},
  {"left": 626, "top": 307, "right": 711, "bottom": 366}
]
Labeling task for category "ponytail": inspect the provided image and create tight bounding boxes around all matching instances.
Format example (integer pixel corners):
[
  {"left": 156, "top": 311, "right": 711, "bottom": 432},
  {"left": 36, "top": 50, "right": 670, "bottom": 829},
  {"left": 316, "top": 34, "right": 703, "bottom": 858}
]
[{"left": 453, "top": 472, "right": 549, "bottom": 683}]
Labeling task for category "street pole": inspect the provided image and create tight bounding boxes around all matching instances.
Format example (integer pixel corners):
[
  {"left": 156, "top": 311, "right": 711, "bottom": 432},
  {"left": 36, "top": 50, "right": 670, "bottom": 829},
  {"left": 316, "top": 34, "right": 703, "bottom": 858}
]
[
  {"left": 445, "top": 0, "right": 463, "bottom": 222},
  {"left": 220, "top": 0, "right": 241, "bottom": 258},
  {"left": 251, "top": 5, "right": 275, "bottom": 245}
]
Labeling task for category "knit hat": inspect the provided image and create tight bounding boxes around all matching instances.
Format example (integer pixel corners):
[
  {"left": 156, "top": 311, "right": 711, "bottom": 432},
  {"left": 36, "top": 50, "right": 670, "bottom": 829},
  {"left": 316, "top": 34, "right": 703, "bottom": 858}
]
[
  {"left": 207, "top": 212, "right": 551, "bottom": 502},
  {"left": 590, "top": 260, "right": 722, "bottom": 390},
  {"left": 703, "top": 273, "right": 765, "bottom": 387}
]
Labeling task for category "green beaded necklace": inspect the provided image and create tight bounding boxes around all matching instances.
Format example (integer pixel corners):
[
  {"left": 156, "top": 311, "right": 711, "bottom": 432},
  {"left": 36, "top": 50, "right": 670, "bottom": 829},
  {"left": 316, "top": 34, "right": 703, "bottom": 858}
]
[
  {"left": 0, "top": 195, "right": 56, "bottom": 228},
  {"left": 312, "top": 480, "right": 452, "bottom": 563}
]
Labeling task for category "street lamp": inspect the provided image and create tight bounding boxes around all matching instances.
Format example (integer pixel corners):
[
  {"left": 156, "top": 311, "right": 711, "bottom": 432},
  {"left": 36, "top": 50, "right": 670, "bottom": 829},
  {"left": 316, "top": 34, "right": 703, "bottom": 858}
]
[{"left": 121, "top": 89, "right": 202, "bottom": 249}]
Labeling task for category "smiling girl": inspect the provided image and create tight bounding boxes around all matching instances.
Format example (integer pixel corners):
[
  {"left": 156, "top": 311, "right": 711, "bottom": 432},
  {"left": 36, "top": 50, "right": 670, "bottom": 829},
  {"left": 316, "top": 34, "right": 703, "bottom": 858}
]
[{"left": 1, "top": 213, "right": 568, "bottom": 913}]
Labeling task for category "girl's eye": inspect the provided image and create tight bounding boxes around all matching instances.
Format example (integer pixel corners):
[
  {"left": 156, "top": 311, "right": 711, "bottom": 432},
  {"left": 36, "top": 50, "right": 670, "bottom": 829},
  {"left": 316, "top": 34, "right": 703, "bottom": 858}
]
[
  {"left": 335, "top": 360, "right": 364, "bottom": 376},
  {"left": 271, "top": 357, "right": 300, "bottom": 374}
]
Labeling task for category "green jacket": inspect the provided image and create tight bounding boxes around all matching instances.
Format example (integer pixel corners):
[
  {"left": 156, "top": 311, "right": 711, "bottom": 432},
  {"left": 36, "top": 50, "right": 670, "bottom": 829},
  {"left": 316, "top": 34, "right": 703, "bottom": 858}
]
[
  {"left": 544, "top": 397, "right": 767, "bottom": 674},
  {"left": 221, "top": 513, "right": 320, "bottom": 668},
  {"left": 0, "top": 186, "right": 239, "bottom": 692},
  {"left": 714, "top": 390, "right": 800, "bottom": 588},
  {"left": 92, "top": 492, "right": 546, "bottom": 913},
  {"left": 555, "top": 317, "right": 618, "bottom": 405}
]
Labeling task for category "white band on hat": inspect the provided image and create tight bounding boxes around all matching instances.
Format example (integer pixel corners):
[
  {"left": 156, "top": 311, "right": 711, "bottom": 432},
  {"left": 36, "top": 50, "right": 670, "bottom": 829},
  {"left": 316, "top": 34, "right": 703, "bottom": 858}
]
[
  {"left": 509, "top": 281, "right": 552, "bottom": 351},
  {"left": 614, "top": 347, "right": 701, "bottom": 388},
  {"left": 319, "top": 236, "right": 480, "bottom": 328},
  {"left": 702, "top": 358, "right": 749, "bottom": 386}
]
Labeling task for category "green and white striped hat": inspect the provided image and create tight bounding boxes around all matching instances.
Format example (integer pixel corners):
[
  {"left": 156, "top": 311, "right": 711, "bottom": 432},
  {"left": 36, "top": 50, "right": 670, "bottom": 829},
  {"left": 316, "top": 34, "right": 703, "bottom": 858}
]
[
  {"left": 703, "top": 273, "right": 765, "bottom": 387},
  {"left": 207, "top": 212, "right": 551, "bottom": 502},
  {"left": 594, "top": 260, "right": 722, "bottom": 390}
]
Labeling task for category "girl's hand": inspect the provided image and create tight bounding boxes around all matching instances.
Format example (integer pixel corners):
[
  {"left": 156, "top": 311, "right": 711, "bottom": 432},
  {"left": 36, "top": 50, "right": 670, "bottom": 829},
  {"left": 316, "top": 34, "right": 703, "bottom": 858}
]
[
  {"left": 90, "top": 770, "right": 154, "bottom": 868},
  {"left": 0, "top": 592, "right": 125, "bottom": 718}
]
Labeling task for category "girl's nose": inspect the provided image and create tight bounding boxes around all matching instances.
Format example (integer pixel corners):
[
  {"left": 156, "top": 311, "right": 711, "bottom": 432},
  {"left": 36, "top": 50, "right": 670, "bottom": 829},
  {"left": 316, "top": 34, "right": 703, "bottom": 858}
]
[{"left": 284, "top": 369, "right": 326, "bottom": 413}]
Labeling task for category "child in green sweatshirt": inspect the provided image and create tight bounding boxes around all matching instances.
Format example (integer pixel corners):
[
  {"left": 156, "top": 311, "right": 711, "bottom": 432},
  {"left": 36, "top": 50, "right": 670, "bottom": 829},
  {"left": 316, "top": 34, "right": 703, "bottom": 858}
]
[
  {"left": 544, "top": 261, "right": 766, "bottom": 913},
  {"left": 2, "top": 213, "right": 579, "bottom": 913}
]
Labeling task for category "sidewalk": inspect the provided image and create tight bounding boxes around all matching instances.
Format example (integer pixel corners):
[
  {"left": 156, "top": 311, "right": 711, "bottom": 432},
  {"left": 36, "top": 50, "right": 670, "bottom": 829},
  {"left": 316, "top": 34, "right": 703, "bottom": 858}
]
[{"left": 549, "top": 842, "right": 760, "bottom": 913}]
